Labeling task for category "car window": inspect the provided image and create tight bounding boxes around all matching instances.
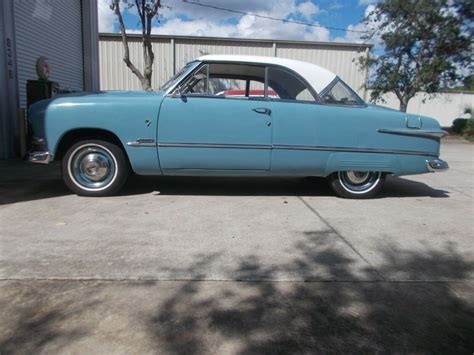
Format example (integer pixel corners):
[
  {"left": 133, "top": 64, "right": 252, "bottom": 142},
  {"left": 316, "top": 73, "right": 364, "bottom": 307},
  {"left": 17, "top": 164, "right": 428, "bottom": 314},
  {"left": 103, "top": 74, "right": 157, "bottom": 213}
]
[
  {"left": 267, "top": 67, "right": 317, "bottom": 102},
  {"left": 160, "top": 61, "right": 199, "bottom": 92},
  {"left": 321, "top": 79, "right": 364, "bottom": 106},
  {"left": 178, "top": 63, "right": 266, "bottom": 99}
]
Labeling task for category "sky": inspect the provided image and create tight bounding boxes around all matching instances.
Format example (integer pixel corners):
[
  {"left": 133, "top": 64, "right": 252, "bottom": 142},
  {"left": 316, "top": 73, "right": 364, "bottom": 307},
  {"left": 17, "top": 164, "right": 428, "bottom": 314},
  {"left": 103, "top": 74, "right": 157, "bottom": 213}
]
[{"left": 98, "top": 0, "right": 380, "bottom": 45}]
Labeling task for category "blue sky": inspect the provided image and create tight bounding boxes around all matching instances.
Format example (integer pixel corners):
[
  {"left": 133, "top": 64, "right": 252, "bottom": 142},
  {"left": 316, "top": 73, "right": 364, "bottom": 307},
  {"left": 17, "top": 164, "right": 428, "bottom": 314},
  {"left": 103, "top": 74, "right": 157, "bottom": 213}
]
[{"left": 98, "top": 0, "right": 379, "bottom": 44}]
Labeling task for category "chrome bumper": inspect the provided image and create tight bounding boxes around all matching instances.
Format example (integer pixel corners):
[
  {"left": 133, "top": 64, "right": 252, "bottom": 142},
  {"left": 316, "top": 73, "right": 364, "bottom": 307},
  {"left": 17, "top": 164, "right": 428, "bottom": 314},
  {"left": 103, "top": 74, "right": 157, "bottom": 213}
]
[
  {"left": 28, "top": 151, "right": 54, "bottom": 164},
  {"left": 426, "top": 159, "right": 449, "bottom": 172}
]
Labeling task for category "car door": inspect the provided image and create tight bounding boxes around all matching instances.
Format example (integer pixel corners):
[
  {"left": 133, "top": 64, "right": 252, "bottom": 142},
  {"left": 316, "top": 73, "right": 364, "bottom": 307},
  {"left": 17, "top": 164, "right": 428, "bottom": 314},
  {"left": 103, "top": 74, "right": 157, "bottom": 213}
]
[
  {"left": 268, "top": 67, "right": 373, "bottom": 176},
  {"left": 157, "top": 63, "right": 273, "bottom": 172},
  {"left": 264, "top": 66, "right": 329, "bottom": 175}
]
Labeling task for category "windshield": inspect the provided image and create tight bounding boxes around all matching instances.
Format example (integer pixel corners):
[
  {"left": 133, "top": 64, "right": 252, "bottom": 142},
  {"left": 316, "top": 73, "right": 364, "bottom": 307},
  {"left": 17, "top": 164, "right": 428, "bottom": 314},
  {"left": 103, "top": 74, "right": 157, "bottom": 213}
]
[
  {"left": 160, "top": 61, "right": 200, "bottom": 92},
  {"left": 320, "top": 78, "right": 365, "bottom": 106}
]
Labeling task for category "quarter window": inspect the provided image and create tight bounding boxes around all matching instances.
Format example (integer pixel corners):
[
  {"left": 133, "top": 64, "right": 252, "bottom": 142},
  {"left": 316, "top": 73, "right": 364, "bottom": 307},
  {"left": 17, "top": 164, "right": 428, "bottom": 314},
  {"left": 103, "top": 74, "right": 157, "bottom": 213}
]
[
  {"left": 267, "top": 67, "right": 317, "bottom": 102},
  {"left": 321, "top": 79, "right": 364, "bottom": 106}
]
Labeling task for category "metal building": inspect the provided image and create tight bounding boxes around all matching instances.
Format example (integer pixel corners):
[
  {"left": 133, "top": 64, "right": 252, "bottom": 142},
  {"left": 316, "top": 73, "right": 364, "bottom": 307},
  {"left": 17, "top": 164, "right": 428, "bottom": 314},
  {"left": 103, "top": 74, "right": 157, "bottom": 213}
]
[
  {"left": 0, "top": 0, "right": 99, "bottom": 159},
  {"left": 99, "top": 34, "right": 372, "bottom": 97}
]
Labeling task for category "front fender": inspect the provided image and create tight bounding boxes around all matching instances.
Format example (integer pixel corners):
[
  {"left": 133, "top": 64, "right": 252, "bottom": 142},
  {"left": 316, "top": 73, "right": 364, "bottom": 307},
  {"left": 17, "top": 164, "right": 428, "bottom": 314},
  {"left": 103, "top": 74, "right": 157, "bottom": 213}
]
[{"left": 42, "top": 92, "right": 165, "bottom": 174}]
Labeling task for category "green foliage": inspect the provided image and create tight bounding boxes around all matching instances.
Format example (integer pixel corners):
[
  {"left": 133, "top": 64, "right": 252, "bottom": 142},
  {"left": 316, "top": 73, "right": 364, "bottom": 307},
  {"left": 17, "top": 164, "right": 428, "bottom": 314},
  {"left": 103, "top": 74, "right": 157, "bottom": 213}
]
[
  {"left": 359, "top": 0, "right": 473, "bottom": 112},
  {"left": 463, "top": 75, "right": 474, "bottom": 91},
  {"left": 462, "top": 105, "right": 474, "bottom": 140},
  {"left": 451, "top": 118, "right": 468, "bottom": 134}
]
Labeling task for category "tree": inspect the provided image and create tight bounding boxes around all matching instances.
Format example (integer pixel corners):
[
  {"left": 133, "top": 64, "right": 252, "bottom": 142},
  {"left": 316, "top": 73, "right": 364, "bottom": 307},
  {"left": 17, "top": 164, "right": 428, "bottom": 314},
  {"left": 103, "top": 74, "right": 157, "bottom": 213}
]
[
  {"left": 463, "top": 75, "right": 474, "bottom": 91},
  {"left": 111, "top": 0, "right": 161, "bottom": 91},
  {"left": 359, "top": 0, "right": 473, "bottom": 112}
]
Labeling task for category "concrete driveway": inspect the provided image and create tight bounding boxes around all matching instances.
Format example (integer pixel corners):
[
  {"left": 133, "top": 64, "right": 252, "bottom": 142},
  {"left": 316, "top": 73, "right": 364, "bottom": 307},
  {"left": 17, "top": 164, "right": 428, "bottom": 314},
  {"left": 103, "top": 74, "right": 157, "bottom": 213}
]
[{"left": 1, "top": 141, "right": 473, "bottom": 353}]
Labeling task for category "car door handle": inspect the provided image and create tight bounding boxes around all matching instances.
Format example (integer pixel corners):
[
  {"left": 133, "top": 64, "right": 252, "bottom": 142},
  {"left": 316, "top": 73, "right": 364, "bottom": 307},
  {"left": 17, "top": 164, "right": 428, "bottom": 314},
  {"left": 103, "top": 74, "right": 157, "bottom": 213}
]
[{"left": 252, "top": 108, "right": 272, "bottom": 116}]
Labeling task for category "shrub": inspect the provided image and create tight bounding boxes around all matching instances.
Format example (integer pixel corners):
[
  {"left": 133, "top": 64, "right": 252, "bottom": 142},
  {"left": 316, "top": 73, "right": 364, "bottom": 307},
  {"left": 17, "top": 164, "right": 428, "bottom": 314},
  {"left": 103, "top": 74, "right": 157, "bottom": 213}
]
[
  {"left": 462, "top": 105, "right": 474, "bottom": 141},
  {"left": 463, "top": 118, "right": 474, "bottom": 141},
  {"left": 452, "top": 118, "right": 468, "bottom": 134}
]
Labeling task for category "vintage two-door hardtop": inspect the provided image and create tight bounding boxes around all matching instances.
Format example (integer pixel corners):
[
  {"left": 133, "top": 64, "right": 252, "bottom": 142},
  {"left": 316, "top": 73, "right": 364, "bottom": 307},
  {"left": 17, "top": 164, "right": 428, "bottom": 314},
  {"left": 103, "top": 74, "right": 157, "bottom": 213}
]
[{"left": 28, "top": 55, "right": 448, "bottom": 198}]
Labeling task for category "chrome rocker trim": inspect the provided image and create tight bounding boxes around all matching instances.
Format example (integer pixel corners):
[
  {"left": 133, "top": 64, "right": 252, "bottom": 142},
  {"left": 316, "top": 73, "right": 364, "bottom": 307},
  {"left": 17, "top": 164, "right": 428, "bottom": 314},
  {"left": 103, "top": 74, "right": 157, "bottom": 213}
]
[
  {"left": 426, "top": 159, "right": 449, "bottom": 172},
  {"left": 28, "top": 151, "right": 54, "bottom": 164}
]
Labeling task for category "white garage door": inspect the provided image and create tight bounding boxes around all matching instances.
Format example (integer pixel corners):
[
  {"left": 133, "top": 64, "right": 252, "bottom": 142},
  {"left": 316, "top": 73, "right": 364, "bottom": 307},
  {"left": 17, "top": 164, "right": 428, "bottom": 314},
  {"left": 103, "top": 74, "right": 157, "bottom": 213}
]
[{"left": 14, "top": 0, "right": 84, "bottom": 108}]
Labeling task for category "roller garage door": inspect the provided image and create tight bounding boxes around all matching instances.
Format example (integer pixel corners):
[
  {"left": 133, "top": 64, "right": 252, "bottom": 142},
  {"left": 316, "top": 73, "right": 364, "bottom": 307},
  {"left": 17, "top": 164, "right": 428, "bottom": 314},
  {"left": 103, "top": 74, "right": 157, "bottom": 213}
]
[{"left": 14, "top": 0, "right": 84, "bottom": 108}]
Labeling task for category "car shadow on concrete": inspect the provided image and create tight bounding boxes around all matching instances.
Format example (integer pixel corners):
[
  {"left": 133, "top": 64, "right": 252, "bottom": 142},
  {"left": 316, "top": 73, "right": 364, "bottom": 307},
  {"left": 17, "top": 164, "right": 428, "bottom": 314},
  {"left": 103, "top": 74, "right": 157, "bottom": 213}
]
[
  {"left": 121, "top": 175, "right": 450, "bottom": 199},
  {"left": 0, "top": 160, "right": 449, "bottom": 205}
]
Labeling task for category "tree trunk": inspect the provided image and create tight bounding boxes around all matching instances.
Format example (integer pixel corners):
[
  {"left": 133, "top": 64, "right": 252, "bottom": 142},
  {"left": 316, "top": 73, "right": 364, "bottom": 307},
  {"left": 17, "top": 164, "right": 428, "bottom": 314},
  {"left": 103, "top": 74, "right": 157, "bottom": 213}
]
[
  {"left": 399, "top": 96, "right": 411, "bottom": 113},
  {"left": 141, "top": 77, "right": 152, "bottom": 91}
]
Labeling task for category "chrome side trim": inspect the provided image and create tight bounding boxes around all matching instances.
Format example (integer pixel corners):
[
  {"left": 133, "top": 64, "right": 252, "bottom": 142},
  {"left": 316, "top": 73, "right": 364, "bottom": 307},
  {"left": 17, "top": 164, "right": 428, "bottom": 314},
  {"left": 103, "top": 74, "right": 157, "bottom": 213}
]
[
  {"left": 28, "top": 151, "right": 54, "bottom": 164},
  {"left": 378, "top": 128, "right": 447, "bottom": 138},
  {"left": 127, "top": 139, "right": 157, "bottom": 147},
  {"left": 158, "top": 142, "right": 272, "bottom": 150},
  {"left": 156, "top": 142, "right": 437, "bottom": 157},
  {"left": 426, "top": 159, "right": 449, "bottom": 172},
  {"left": 273, "top": 144, "right": 437, "bottom": 157}
]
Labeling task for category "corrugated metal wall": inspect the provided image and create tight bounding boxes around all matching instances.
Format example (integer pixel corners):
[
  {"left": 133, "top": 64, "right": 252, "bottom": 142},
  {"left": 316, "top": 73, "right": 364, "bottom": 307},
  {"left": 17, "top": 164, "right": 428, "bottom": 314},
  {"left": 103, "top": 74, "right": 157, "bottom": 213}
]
[
  {"left": 99, "top": 34, "right": 370, "bottom": 96},
  {"left": 14, "top": 0, "right": 85, "bottom": 108}
]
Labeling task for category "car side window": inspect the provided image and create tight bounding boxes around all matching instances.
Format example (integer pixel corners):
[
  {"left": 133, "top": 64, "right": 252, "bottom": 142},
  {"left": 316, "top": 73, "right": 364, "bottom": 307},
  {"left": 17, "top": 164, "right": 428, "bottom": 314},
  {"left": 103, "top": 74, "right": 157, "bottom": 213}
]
[
  {"left": 321, "top": 79, "right": 365, "bottom": 106},
  {"left": 178, "top": 63, "right": 266, "bottom": 99},
  {"left": 179, "top": 65, "right": 208, "bottom": 95},
  {"left": 267, "top": 67, "right": 317, "bottom": 102}
]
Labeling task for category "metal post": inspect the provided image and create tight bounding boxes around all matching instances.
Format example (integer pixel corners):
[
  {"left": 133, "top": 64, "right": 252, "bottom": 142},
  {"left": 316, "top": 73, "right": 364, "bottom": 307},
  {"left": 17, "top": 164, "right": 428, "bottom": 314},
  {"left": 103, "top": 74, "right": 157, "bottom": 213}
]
[
  {"left": 171, "top": 38, "right": 176, "bottom": 75},
  {"left": 1, "top": 0, "right": 20, "bottom": 158},
  {"left": 82, "top": 0, "right": 100, "bottom": 91}
]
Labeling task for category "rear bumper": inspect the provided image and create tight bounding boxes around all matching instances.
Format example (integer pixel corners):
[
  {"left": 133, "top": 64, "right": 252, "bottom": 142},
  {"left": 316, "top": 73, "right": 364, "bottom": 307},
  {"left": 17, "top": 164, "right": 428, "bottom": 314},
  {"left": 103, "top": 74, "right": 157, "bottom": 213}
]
[
  {"left": 28, "top": 151, "right": 54, "bottom": 164},
  {"left": 426, "top": 158, "right": 449, "bottom": 172}
]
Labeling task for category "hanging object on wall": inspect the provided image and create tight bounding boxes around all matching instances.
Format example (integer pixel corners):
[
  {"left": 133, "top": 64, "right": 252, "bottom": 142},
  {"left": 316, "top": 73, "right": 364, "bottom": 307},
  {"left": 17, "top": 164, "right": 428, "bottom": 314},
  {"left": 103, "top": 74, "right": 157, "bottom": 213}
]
[{"left": 35, "top": 56, "right": 51, "bottom": 80}]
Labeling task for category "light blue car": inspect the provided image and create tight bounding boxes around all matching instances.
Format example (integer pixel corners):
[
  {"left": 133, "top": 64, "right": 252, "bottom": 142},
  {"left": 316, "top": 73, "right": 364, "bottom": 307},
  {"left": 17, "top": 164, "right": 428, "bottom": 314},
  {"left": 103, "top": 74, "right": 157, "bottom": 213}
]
[{"left": 28, "top": 55, "right": 448, "bottom": 198}]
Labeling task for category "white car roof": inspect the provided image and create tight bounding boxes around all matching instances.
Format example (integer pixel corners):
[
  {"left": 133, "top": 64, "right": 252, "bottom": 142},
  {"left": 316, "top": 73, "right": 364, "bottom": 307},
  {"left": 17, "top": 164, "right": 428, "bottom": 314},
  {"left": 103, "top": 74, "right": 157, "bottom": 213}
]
[{"left": 198, "top": 54, "right": 337, "bottom": 94}]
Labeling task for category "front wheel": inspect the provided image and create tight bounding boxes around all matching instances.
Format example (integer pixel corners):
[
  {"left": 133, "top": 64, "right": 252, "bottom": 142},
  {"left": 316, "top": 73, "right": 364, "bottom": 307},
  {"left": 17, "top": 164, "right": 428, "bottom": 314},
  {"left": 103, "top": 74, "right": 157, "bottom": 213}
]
[
  {"left": 327, "top": 171, "right": 385, "bottom": 199},
  {"left": 62, "top": 139, "right": 129, "bottom": 196}
]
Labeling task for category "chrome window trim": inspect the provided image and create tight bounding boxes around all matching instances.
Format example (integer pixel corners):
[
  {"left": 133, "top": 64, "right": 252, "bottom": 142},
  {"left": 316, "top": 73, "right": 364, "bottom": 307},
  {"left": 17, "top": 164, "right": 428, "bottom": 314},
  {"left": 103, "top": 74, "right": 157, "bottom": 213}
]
[{"left": 166, "top": 60, "right": 321, "bottom": 103}]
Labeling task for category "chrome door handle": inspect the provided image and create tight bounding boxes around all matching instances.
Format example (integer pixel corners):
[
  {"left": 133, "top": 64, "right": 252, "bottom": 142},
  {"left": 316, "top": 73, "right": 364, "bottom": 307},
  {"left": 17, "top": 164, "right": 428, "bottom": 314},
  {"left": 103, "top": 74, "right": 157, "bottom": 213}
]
[{"left": 252, "top": 108, "right": 272, "bottom": 116}]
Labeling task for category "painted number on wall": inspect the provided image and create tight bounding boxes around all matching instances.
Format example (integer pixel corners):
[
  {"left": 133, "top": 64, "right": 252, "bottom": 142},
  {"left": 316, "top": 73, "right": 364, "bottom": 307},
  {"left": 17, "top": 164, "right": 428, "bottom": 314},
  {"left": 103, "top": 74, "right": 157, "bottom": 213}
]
[{"left": 6, "top": 37, "right": 14, "bottom": 79}]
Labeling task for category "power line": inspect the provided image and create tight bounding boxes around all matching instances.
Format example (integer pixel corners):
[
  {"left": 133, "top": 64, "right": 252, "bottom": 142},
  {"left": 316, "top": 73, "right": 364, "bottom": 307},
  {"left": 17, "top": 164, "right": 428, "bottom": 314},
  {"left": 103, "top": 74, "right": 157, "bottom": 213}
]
[{"left": 180, "top": 0, "right": 370, "bottom": 34}]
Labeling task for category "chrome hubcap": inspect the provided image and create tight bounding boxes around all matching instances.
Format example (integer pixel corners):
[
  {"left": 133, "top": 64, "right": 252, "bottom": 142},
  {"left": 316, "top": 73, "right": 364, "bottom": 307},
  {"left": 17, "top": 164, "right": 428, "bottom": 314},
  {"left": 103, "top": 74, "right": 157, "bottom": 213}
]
[
  {"left": 69, "top": 145, "right": 116, "bottom": 190},
  {"left": 338, "top": 171, "right": 381, "bottom": 193}
]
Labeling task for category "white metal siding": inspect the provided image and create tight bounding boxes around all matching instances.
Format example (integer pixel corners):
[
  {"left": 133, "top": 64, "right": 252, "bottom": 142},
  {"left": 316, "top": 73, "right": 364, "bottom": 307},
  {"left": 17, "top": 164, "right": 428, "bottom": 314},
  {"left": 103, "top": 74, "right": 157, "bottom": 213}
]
[
  {"left": 14, "top": 0, "right": 84, "bottom": 108},
  {"left": 99, "top": 35, "right": 369, "bottom": 95},
  {"left": 369, "top": 91, "right": 474, "bottom": 127}
]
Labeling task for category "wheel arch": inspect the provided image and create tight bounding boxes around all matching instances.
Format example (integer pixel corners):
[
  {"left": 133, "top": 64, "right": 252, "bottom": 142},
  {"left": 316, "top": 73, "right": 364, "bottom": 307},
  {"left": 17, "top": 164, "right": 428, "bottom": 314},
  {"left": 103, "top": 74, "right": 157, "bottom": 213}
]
[
  {"left": 324, "top": 152, "right": 400, "bottom": 176},
  {"left": 54, "top": 128, "right": 129, "bottom": 163}
]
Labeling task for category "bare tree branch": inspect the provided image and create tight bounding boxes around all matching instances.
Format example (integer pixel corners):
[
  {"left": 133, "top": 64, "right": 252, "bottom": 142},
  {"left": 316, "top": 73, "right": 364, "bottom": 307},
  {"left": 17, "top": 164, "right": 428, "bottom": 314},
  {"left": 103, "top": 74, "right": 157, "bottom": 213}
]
[{"left": 112, "top": 0, "right": 161, "bottom": 91}]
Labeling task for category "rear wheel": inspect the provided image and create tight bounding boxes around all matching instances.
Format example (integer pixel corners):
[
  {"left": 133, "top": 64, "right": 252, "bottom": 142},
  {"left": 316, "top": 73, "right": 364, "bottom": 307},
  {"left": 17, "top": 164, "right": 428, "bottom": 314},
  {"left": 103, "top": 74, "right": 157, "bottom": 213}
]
[
  {"left": 62, "top": 139, "right": 129, "bottom": 196},
  {"left": 328, "top": 171, "right": 385, "bottom": 199}
]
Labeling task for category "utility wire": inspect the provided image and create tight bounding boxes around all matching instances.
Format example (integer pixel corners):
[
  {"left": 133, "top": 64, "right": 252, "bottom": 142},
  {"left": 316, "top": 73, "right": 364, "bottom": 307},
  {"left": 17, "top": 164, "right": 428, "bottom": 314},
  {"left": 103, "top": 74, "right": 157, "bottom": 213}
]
[{"left": 181, "top": 0, "right": 371, "bottom": 34}]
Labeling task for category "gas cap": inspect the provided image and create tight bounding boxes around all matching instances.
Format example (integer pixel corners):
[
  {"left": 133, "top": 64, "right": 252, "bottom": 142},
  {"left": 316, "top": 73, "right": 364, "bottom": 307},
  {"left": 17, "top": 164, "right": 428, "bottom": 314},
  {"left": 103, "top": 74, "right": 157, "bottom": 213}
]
[{"left": 406, "top": 116, "right": 422, "bottom": 129}]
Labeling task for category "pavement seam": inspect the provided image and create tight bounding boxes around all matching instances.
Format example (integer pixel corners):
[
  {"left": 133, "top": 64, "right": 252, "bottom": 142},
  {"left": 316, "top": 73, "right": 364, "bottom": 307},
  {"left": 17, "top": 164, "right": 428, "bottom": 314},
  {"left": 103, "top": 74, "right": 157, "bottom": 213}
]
[
  {"left": 0, "top": 278, "right": 470, "bottom": 283},
  {"left": 297, "top": 196, "right": 387, "bottom": 281}
]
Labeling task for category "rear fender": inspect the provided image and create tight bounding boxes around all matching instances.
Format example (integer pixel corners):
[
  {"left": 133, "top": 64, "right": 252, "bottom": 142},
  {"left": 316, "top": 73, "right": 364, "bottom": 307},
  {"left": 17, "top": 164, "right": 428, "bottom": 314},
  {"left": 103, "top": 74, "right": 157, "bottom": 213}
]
[{"left": 325, "top": 153, "right": 400, "bottom": 176}]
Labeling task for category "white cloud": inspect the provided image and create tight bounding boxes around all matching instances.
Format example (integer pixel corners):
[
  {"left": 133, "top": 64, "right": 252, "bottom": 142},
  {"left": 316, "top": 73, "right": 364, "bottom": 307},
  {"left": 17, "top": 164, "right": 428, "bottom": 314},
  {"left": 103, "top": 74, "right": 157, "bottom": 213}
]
[
  {"left": 98, "top": 0, "right": 115, "bottom": 33},
  {"left": 358, "top": 0, "right": 378, "bottom": 5},
  {"left": 333, "top": 5, "right": 383, "bottom": 46},
  {"left": 296, "top": 2, "right": 321, "bottom": 20},
  {"left": 100, "top": 0, "right": 329, "bottom": 42}
]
